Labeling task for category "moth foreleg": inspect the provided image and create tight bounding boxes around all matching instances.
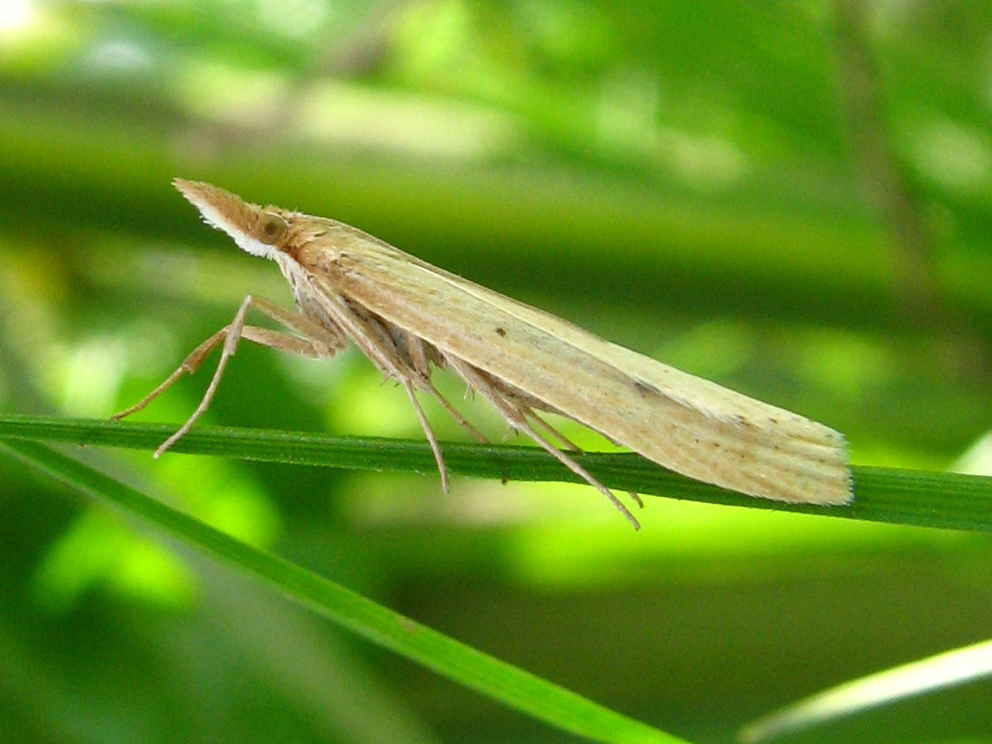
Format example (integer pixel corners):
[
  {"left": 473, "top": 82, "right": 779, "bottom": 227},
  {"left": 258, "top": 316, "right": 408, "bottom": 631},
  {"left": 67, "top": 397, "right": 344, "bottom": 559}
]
[
  {"left": 246, "top": 295, "right": 348, "bottom": 352},
  {"left": 149, "top": 294, "right": 253, "bottom": 456},
  {"left": 111, "top": 328, "right": 228, "bottom": 423},
  {"left": 239, "top": 327, "right": 340, "bottom": 359},
  {"left": 115, "top": 294, "right": 344, "bottom": 457}
]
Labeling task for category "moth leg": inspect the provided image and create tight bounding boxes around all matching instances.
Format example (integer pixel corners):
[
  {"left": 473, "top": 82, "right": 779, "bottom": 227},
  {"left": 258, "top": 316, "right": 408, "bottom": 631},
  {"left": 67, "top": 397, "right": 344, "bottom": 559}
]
[
  {"left": 524, "top": 414, "right": 643, "bottom": 510},
  {"left": 425, "top": 380, "right": 489, "bottom": 445},
  {"left": 300, "top": 288, "right": 453, "bottom": 492},
  {"left": 149, "top": 294, "right": 254, "bottom": 456},
  {"left": 527, "top": 411, "right": 582, "bottom": 451},
  {"left": 250, "top": 296, "right": 348, "bottom": 351},
  {"left": 391, "top": 355, "right": 492, "bottom": 484},
  {"left": 397, "top": 379, "right": 451, "bottom": 492},
  {"left": 112, "top": 325, "right": 335, "bottom": 424},
  {"left": 239, "top": 327, "right": 339, "bottom": 358},
  {"left": 530, "top": 411, "right": 645, "bottom": 508},
  {"left": 444, "top": 355, "right": 640, "bottom": 529},
  {"left": 398, "top": 333, "right": 489, "bottom": 446},
  {"left": 308, "top": 289, "right": 409, "bottom": 380},
  {"left": 114, "top": 294, "right": 344, "bottom": 457},
  {"left": 520, "top": 416, "right": 640, "bottom": 527},
  {"left": 111, "top": 329, "right": 228, "bottom": 422}
]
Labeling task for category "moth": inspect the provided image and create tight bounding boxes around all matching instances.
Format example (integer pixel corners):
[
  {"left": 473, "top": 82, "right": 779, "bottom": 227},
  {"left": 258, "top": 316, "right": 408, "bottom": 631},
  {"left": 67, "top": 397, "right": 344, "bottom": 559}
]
[{"left": 115, "top": 179, "right": 852, "bottom": 529}]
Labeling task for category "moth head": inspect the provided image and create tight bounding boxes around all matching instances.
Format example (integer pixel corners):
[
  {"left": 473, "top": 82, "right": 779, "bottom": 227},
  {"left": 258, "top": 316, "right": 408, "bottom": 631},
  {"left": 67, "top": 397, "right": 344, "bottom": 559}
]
[{"left": 173, "top": 178, "right": 292, "bottom": 260}]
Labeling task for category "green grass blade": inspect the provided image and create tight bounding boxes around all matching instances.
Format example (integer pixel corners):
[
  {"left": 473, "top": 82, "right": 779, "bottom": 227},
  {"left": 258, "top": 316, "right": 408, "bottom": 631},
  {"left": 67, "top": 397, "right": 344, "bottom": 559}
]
[
  {"left": 2, "top": 414, "right": 991, "bottom": 532},
  {"left": 740, "top": 638, "right": 992, "bottom": 742},
  {"left": 0, "top": 437, "right": 685, "bottom": 744}
]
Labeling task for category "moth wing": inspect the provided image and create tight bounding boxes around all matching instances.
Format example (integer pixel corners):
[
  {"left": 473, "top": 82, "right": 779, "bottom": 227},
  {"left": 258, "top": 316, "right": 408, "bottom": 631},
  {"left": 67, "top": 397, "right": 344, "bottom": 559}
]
[{"left": 317, "top": 240, "right": 851, "bottom": 506}]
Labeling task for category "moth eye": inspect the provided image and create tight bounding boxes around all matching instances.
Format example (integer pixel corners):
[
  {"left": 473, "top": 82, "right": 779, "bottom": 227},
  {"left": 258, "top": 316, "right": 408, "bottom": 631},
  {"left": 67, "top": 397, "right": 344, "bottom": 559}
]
[{"left": 257, "top": 213, "right": 288, "bottom": 244}]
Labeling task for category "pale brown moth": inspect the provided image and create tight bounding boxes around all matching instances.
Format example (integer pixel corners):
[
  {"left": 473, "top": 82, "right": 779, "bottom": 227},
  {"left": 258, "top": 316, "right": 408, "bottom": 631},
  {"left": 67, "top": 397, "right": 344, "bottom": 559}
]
[{"left": 114, "top": 179, "right": 852, "bottom": 529}]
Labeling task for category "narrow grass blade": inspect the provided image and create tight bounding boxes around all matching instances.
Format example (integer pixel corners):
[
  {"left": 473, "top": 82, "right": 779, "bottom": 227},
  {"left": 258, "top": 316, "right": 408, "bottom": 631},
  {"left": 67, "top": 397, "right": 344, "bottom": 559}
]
[
  {"left": 741, "top": 638, "right": 992, "bottom": 742},
  {"left": 2, "top": 414, "right": 992, "bottom": 531}
]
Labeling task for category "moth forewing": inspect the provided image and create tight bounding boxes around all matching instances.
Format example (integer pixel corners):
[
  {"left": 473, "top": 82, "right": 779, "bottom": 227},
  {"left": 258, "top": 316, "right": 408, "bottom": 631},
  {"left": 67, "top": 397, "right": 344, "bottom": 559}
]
[
  {"left": 315, "top": 246, "right": 851, "bottom": 506},
  {"left": 123, "top": 179, "right": 852, "bottom": 530}
]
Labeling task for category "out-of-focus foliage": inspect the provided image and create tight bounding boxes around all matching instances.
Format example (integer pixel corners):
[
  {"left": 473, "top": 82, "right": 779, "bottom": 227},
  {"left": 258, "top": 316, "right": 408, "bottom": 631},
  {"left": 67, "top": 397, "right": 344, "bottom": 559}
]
[{"left": 2, "top": 2, "right": 992, "bottom": 743}]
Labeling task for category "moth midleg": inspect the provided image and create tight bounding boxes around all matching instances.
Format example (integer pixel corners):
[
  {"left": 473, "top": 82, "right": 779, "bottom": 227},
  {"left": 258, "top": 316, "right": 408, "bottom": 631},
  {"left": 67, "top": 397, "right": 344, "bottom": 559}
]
[
  {"left": 114, "top": 294, "right": 345, "bottom": 457},
  {"left": 305, "top": 284, "right": 467, "bottom": 492},
  {"left": 403, "top": 333, "right": 495, "bottom": 488},
  {"left": 443, "top": 354, "right": 640, "bottom": 529},
  {"left": 307, "top": 285, "right": 411, "bottom": 381},
  {"left": 399, "top": 330, "right": 489, "bottom": 445},
  {"left": 398, "top": 379, "right": 450, "bottom": 493}
]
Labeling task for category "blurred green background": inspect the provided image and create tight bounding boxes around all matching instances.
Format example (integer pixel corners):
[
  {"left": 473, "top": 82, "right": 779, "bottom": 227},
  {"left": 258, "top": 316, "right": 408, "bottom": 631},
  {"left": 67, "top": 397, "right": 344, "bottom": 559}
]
[{"left": 2, "top": 1, "right": 992, "bottom": 742}]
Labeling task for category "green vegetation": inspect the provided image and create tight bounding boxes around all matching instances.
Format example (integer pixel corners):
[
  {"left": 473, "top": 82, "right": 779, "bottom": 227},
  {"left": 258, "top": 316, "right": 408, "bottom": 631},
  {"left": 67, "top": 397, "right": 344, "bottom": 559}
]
[{"left": 2, "top": 2, "right": 992, "bottom": 742}]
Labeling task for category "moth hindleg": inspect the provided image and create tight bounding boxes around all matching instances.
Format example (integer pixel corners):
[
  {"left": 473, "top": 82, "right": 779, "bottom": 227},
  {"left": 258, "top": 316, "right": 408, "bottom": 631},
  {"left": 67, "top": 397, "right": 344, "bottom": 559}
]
[
  {"left": 526, "top": 410, "right": 644, "bottom": 510},
  {"left": 442, "top": 354, "right": 640, "bottom": 529}
]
